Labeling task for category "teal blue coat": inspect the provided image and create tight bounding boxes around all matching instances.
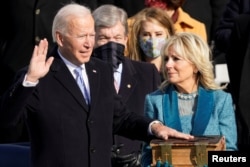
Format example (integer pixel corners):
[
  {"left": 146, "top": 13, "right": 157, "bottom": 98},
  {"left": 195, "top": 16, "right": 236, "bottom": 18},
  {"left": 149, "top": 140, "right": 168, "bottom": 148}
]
[{"left": 141, "top": 85, "right": 237, "bottom": 167}]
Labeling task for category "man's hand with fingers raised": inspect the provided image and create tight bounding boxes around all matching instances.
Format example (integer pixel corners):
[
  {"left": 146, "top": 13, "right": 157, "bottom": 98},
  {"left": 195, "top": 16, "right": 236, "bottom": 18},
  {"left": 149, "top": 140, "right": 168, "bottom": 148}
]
[{"left": 26, "top": 39, "right": 54, "bottom": 82}]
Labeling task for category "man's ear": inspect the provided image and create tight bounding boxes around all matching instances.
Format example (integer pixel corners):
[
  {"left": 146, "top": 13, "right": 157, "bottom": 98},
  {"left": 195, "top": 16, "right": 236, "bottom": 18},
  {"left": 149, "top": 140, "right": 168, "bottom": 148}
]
[{"left": 56, "top": 31, "right": 63, "bottom": 47}]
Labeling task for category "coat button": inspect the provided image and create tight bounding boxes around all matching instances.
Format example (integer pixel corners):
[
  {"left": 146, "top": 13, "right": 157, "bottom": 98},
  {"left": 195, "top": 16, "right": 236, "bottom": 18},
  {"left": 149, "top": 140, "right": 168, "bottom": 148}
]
[
  {"left": 35, "top": 36, "right": 40, "bottom": 43},
  {"left": 88, "top": 119, "right": 94, "bottom": 124},
  {"left": 90, "top": 147, "right": 96, "bottom": 153},
  {"left": 35, "top": 9, "right": 40, "bottom": 15}
]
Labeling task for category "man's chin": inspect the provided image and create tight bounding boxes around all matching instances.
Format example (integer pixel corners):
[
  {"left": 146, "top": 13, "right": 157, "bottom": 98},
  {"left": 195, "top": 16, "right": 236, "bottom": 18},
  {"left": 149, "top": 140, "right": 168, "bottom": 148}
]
[{"left": 81, "top": 57, "right": 91, "bottom": 63}]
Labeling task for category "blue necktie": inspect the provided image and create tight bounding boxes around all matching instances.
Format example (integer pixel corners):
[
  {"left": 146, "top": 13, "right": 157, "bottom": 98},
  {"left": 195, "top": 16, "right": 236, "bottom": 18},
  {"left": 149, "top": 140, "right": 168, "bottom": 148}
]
[{"left": 74, "top": 67, "right": 90, "bottom": 105}]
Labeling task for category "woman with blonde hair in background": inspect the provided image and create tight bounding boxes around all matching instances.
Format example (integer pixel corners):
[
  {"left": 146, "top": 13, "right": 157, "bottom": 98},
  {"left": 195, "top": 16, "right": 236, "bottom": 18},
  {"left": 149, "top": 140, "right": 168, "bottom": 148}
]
[{"left": 127, "top": 7, "right": 175, "bottom": 80}]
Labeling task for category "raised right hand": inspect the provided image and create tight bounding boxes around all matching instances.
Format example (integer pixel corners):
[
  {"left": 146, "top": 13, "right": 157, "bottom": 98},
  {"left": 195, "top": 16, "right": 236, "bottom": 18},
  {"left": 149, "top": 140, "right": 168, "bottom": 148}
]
[{"left": 26, "top": 39, "right": 54, "bottom": 82}]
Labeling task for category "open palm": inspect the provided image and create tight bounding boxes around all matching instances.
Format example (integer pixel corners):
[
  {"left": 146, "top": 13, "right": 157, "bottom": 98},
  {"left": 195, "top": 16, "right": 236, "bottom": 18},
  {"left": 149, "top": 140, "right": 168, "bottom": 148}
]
[{"left": 26, "top": 39, "right": 54, "bottom": 82}]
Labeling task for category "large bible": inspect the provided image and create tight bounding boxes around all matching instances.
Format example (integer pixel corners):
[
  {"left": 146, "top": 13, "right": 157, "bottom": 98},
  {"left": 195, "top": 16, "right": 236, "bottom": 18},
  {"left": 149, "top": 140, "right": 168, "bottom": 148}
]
[{"left": 150, "top": 135, "right": 225, "bottom": 167}]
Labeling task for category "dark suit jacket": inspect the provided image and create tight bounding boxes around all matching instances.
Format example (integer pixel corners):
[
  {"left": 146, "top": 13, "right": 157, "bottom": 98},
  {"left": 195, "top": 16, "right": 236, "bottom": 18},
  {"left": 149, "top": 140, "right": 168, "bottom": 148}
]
[
  {"left": 114, "top": 58, "right": 161, "bottom": 155},
  {"left": 226, "top": 13, "right": 250, "bottom": 150},
  {"left": 0, "top": 47, "right": 153, "bottom": 167}
]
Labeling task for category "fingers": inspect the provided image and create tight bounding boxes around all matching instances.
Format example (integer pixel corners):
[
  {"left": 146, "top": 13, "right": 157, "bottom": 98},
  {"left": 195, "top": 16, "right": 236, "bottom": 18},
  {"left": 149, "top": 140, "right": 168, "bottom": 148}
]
[
  {"left": 46, "top": 57, "right": 54, "bottom": 68},
  {"left": 37, "top": 39, "right": 48, "bottom": 57},
  {"left": 171, "top": 130, "right": 194, "bottom": 140},
  {"left": 154, "top": 125, "right": 194, "bottom": 140},
  {"left": 27, "top": 38, "right": 51, "bottom": 82},
  {"left": 32, "top": 39, "right": 48, "bottom": 59},
  {"left": 31, "top": 45, "right": 38, "bottom": 60}
]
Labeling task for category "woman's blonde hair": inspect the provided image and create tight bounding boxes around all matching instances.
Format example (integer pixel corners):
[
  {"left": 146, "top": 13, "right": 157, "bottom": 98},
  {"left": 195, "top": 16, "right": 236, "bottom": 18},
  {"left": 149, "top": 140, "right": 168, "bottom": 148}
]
[{"left": 159, "top": 32, "right": 223, "bottom": 91}]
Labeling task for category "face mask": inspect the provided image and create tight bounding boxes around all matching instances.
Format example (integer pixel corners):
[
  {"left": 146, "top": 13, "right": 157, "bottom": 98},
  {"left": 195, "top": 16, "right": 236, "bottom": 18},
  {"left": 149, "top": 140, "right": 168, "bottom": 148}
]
[
  {"left": 93, "top": 41, "right": 125, "bottom": 70},
  {"left": 139, "top": 37, "right": 167, "bottom": 58}
]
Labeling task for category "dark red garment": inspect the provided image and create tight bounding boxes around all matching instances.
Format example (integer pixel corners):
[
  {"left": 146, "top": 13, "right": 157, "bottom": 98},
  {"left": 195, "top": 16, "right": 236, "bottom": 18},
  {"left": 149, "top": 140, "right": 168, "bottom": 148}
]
[{"left": 145, "top": 0, "right": 167, "bottom": 9}]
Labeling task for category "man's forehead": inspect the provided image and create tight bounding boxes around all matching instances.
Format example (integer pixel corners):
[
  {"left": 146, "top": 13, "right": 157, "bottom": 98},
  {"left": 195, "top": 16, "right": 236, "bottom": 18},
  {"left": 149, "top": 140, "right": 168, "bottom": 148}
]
[{"left": 96, "top": 26, "right": 125, "bottom": 36}]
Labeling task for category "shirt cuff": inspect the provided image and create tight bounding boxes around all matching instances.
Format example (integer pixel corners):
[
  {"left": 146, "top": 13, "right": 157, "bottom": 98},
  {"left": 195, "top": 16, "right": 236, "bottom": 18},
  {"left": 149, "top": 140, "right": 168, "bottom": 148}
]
[
  {"left": 22, "top": 74, "right": 39, "bottom": 87},
  {"left": 148, "top": 120, "right": 163, "bottom": 135}
]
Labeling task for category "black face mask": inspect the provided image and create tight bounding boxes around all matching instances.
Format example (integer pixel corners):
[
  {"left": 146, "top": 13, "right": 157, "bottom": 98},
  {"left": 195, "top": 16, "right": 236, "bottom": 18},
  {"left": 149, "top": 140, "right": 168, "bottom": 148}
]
[{"left": 93, "top": 41, "right": 125, "bottom": 71}]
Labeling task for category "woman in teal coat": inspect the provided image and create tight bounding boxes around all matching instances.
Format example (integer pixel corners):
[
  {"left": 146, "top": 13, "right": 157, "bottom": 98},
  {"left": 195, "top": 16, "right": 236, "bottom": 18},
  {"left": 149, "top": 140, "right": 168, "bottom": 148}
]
[{"left": 141, "top": 32, "right": 237, "bottom": 167}]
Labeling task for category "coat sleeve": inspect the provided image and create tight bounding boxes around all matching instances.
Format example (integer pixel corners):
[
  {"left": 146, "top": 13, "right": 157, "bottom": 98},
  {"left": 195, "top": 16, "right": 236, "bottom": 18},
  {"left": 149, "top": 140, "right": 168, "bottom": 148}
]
[
  {"left": 141, "top": 94, "right": 155, "bottom": 167},
  {"left": 217, "top": 92, "right": 238, "bottom": 150},
  {"left": 112, "top": 92, "right": 153, "bottom": 141}
]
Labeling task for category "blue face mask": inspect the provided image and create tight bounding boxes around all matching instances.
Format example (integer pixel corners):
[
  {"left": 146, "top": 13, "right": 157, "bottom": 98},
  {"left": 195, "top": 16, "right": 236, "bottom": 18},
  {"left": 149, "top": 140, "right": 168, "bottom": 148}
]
[{"left": 139, "top": 37, "right": 167, "bottom": 58}]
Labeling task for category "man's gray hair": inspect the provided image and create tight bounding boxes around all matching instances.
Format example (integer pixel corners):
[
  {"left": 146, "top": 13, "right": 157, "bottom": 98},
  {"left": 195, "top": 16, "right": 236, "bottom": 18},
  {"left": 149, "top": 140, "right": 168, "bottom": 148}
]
[
  {"left": 92, "top": 4, "right": 128, "bottom": 35},
  {"left": 52, "top": 3, "right": 91, "bottom": 42}
]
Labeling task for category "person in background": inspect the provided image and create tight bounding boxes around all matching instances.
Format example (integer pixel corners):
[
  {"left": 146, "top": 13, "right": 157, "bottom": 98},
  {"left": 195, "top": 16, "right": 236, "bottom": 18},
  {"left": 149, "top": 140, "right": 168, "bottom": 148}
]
[
  {"left": 213, "top": 0, "right": 250, "bottom": 64},
  {"left": 141, "top": 32, "right": 237, "bottom": 167},
  {"left": 0, "top": 3, "right": 193, "bottom": 167},
  {"left": 213, "top": 0, "right": 250, "bottom": 150},
  {"left": 182, "top": 0, "right": 229, "bottom": 47},
  {"left": 225, "top": 12, "right": 250, "bottom": 151},
  {"left": 92, "top": 4, "right": 161, "bottom": 167},
  {"left": 143, "top": 0, "right": 207, "bottom": 42},
  {"left": 127, "top": 7, "right": 175, "bottom": 81}
]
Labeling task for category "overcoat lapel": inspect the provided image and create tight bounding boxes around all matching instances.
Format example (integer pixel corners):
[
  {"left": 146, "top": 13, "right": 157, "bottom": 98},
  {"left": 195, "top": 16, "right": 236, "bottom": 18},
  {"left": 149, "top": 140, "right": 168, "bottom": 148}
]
[
  {"left": 163, "top": 85, "right": 182, "bottom": 131},
  {"left": 191, "top": 87, "right": 214, "bottom": 135},
  {"left": 85, "top": 60, "right": 100, "bottom": 113},
  {"left": 50, "top": 51, "right": 89, "bottom": 112}
]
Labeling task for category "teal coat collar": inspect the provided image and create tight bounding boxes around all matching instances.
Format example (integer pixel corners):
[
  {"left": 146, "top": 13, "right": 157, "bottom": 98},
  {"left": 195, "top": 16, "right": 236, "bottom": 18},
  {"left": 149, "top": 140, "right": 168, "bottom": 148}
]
[{"left": 162, "top": 85, "right": 214, "bottom": 135}]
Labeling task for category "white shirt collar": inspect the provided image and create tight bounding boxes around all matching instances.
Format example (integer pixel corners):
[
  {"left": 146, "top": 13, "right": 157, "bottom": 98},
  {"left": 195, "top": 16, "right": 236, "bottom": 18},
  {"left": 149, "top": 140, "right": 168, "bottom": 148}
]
[{"left": 57, "top": 49, "right": 86, "bottom": 77}]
